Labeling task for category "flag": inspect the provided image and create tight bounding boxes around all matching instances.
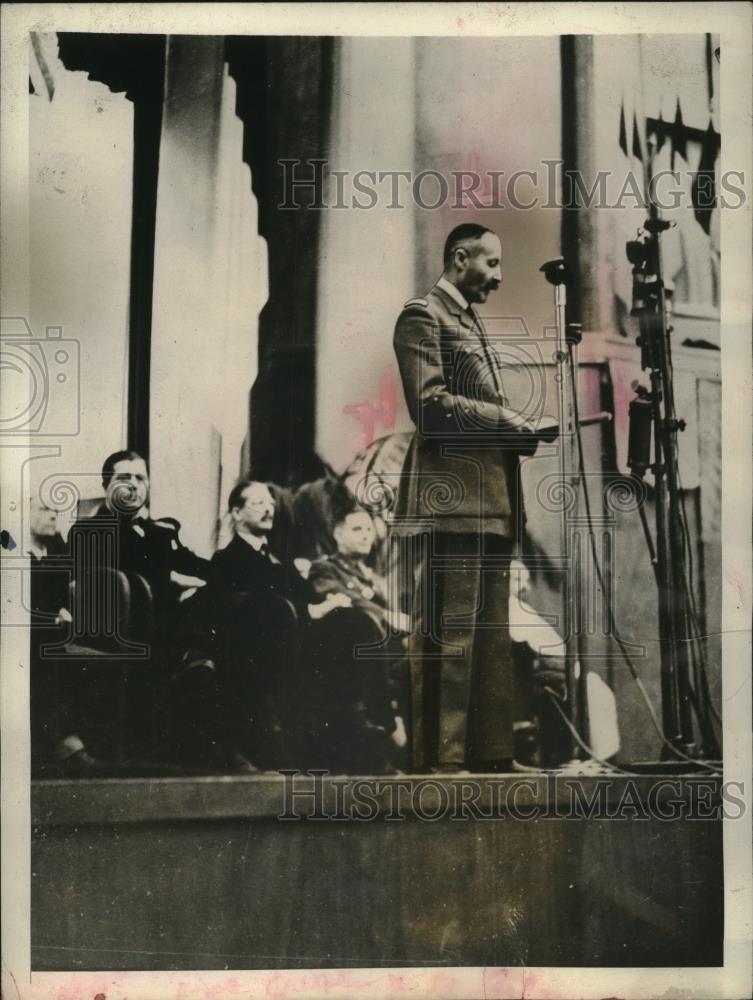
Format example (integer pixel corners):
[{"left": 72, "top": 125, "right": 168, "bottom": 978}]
[
  {"left": 691, "top": 120, "right": 720, "bottom": 235},
  {"left": 613, "top": 99, "right": 647, "bottom": 315},
  {"left": 654, "top": 113, "right": 666, "bottom": 154},
  {"left": 672, "top": 98, "right": 686, "bottom": 169},
  {"left": 618, "top": 100, "right": 628, "bottom": 156},
  {"left": 631, "top": 112, "right": 643, "bottom": 162}
]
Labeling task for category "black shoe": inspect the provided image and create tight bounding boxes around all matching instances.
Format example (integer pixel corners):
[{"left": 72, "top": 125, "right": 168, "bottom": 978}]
[
  {"left": 227, "top": 752, "right": 259, "bottom": 775},
  {"left": 469, "top": 758, "right": 543, "bottom": 774},
  {"left": 431, "top": 763, "right": 471, "bottom": 776},
  {"left": 511, "top": 759, "right": 543, "bottom": 773},
  {"left": 468, "top": 758, "right": 514, "bottom": 773},
  {"left": 58, "top": 748, "right": 100, "bottom": 776}
]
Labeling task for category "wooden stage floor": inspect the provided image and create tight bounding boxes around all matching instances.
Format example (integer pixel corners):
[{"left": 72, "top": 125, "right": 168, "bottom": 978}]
[{"left": 31, "top": 772, "right": 724, "bottom": 970}]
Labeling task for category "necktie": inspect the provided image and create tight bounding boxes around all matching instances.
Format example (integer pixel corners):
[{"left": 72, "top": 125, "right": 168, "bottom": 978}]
[{"left": 469, "top": 307, "right": 505, "bottom": 400}]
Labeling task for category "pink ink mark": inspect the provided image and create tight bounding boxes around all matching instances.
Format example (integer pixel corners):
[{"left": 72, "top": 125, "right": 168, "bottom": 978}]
[
  {"left": 457, "top": 16, "right": 465, "bottom": 31},
  {"left": 725, "top": 569, "right": 747, "bottom": 608},
  {"left": 343, "top": 365, "right": 398, "bottom": 449},
  {"left": 429, "top": 970, "right": 458, "bottom": 994},
  {"left": 264, "top": 971, "right": 287, "bottom": 998},
  {"left": 327, "top": 969, "right": 382, "bottom": 991},
  {"left": 205, "top": 978, "right": 245, "bottom": 998},
  {"left": 386, "top": 972, "right": 424, "bottom": 993},
  {"left": 56, "top": 983, "right": 95, "bottom": 1000},
  {"left": 456, "top": 149, "right": 502, "bottom": 208},
  {"left": 481, "top": 967, "right": 511, "bottom": 998},
  {"left": 380, "top": 365, "right": 398, "bottom": 430}
]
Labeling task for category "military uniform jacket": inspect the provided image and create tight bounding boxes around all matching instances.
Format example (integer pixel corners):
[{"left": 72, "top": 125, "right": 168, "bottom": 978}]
[
  {"left": 308, "top": 552, "right": 388, "bottom": 631},
  {"left": 393, "top": 282, "right": 529, "bottom": 536}
]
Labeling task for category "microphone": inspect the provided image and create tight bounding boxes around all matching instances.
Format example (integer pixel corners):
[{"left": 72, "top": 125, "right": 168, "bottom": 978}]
[
  {"left": 627, "top": 384, "right": 653, "bottom": 477},
  {"left": 539, "top": 257, "right": 569, "bottom": 286}
]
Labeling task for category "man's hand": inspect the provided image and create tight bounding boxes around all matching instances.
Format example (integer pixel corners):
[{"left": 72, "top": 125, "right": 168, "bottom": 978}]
[
  {"left": 385, "top": 609, "right": 411, "bottom": 634},
  {"left": 508, "top": 417, "right": 540, "bottom": 455},
  {"left": 170, "top": 572, "right": 207, "bottom": 603},
  {"left": 308, "top": 592, "right": 352, "bottom": 620},
  {"left": 499, "top": 407, "right": 536, "bottom": 432},
  {"left": 506, "top": 413, "right": 559, "bottom": 453},
  {"left": 535, "top": 415, "right": 559, "bottom": 443},
  {"left": 294, "top": 557, "right": 312, "bottom": 579},
  {"left": 170, "top": 571, "right": 207, "bottom": 589}
]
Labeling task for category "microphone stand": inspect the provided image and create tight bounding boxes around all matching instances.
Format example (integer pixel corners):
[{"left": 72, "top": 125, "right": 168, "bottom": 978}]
[
  {"left": 540, "top": 257, "right": 589, "bottom": 761},
  {"left": 626, "top": 139, "right": 719, "bottom": 760}
]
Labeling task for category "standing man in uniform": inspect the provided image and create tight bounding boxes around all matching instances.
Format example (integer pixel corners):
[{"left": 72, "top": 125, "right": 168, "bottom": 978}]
[{"left": 393, "top": 223, "right": 553, "bottom": 773}]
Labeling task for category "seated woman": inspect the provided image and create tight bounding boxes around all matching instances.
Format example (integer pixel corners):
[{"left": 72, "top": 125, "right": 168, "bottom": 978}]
[{"left": 307, "top": 500, "right": 410, "bottom": 773}]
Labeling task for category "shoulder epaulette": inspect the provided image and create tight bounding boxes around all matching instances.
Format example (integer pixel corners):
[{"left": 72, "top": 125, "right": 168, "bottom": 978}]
[{"left": 403, "top": 296, "right": 429, "bottom": 309}]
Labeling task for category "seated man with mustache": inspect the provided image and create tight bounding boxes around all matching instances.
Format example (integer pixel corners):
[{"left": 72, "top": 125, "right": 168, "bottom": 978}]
[{"left": 202, "top": 480, "right": 351, "bottom": 772}]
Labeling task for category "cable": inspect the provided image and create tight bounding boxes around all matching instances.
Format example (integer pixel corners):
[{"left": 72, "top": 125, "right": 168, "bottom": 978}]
[
  {"left": 548, "top": 685, "right": 722, "bottom": 776},
  {"left": 675, "top": 465, "right": 723, "bottom": 728},
  {"left": 632, "top": 453, "right": 721, "bottom": 734},
  {"left": 542, "top": 687, "right": 642, "bottom": 776},
  {"left": 662, "top": 316, "right": 720, "bottom": 731},
  {"left": 618, "top": 145, "right": 721, "bottom": 766},
  {"left": 566, "top": 349, "right": 719, "bottom": 773}
]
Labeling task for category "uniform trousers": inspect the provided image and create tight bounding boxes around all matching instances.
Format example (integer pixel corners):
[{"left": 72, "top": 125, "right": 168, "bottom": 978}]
[{"left": 409, "top": 532, "right": 514, "bottom": 768}]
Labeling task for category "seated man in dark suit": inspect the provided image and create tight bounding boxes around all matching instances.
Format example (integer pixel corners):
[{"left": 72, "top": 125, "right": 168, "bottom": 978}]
[
  {"left": 204, "top": 480, "right": 350, "bottom": 772},
  {"left": 71, "top": 449, "right": 209, "bottom": 624},
  {"left": 27, "top": 495, "right": 77, "bottom": 772},
  {"left": 66, "top": 449, "right": 210, "bottom": 766},
  {"left": 28, "top": 496, "right": 69, "bottom": 615}
]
